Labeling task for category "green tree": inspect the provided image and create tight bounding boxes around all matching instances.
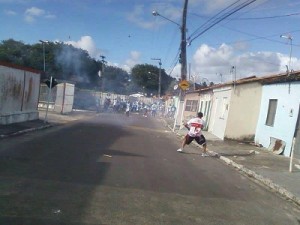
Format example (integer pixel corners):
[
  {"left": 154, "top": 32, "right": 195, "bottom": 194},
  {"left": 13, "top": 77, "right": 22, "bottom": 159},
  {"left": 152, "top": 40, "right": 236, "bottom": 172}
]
[
  {"left": 0, "top": 39, "right": 31, "bottom": 66},
  {"left": 100, "top": 65, "right": 131, "bottom": 94},
  {"left": 1, "top": 39, "right": 175, "bottom": 95},
  {"left": 131, "top": 64, "right": 175, "bottom": 96}
]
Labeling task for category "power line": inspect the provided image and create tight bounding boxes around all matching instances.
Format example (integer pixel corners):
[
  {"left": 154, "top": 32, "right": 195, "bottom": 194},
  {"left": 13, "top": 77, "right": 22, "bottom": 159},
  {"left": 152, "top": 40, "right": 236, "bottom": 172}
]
[
  {"left": 187, "top": 0, "right": 300, "bottom": 48},
  {"left": 211, "top": 25, "right": 300, "bottom": 48},
  {"left": 232, "top": 11, "right": 300, "bottom": 20},
  {"left": 151, "top": 13, "right": 181, "bottom": 77},
  {"left": 190, "top": 10, "right": 300, "bottom": 21},
  {"left": 188, "top": 0, "right": 257, "bottom": 45},
  {"left": 189, "top": 0, "right": 242, "bottom": 38},
  {"left": 167, "top": 47, "right": 181, "bottom": 77}
]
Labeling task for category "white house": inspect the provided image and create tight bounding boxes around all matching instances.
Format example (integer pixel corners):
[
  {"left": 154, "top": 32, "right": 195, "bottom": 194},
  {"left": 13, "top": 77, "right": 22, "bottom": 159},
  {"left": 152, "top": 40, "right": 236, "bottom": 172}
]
[{"left": 208, "top": 76, "right": 264, "bottom": 141}]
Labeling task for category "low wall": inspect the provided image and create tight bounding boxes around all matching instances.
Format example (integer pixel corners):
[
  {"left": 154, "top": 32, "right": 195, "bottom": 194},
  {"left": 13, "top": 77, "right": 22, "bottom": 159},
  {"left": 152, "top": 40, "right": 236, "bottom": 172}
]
[
  {"left": 0, "top": 62, "right": 41, "bottom": 124},
  {"left": 54, "top": 83, "right": 75, "bottom": 114}
]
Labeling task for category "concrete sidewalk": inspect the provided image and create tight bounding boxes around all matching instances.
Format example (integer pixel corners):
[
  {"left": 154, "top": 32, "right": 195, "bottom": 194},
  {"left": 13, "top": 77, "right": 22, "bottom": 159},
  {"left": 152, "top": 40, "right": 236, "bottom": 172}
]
[
  {"left": 1, "top": 111, "right": 300, "bottom": 207},
  {"left": 165, "top": 120, "right": 300, "bottom": 207},
  {"left": 0, "top": 110, "right": 96, "bottom": 138}
]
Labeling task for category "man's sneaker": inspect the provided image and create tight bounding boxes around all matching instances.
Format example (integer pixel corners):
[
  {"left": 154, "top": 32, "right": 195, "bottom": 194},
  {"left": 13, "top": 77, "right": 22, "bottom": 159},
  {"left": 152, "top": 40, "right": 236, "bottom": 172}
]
[
  {"left": 177, "top": 148, "right": 183, "bottom": 152},
  {"left": 201, "top": 153, "right": 209, "bottom": 157}
]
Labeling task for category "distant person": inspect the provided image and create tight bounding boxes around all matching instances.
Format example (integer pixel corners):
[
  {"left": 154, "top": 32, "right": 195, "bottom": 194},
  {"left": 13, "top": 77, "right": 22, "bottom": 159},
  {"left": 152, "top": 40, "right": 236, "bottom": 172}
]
[
  {"left": 95, "top": 96, "right": 100, "bottom": 113},
  {"left": 177, "top": 112, "right": 208, "bottom": 156},
  {"left": 113, "top": 98, "right": 117, "bottom": 113},
  {"left": 104, "top": 98, "right": 111, "bottom": 111},
  {"left": 143, "top": 104, "right": 149, "bottom": 117},
  {"left": 171, "top": 105, "right": 176, "bottom": 117},
  {"left": 125, "top": 101, "right": 130, "bottom": 117},
  {"left": 151, "top": 103, "right": 157, "bottom": 117}
]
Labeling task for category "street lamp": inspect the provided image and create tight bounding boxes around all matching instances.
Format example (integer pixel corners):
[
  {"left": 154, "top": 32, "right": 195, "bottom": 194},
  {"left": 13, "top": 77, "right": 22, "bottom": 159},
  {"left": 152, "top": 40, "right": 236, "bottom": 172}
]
[
  {"left": 150, "top": 58, "right": 162, "bottom": 98},
  {"left": 39, "top": 40, "right": 49, "bottom": 72},
  {"left": 152, "top": 11, "right": 181, "bottom": 28},
  {"left": 280, "top": 34, "right": 293, "bottom": 75},
  {"left": 153, "top": 1, "right": 188, "bottom": 131},
  {"left": 152, "top": 2, "right": 188, "bottom": 82},
  {"left": 39, "top": 40, "right": 53, "bottom": 123}
]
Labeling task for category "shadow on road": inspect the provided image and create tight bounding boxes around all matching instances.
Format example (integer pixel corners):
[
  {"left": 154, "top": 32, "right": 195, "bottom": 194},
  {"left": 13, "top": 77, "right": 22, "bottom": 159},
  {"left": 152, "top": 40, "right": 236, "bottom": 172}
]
[{"left": 0, "top": 116, "right": 144, "bottom": 224}]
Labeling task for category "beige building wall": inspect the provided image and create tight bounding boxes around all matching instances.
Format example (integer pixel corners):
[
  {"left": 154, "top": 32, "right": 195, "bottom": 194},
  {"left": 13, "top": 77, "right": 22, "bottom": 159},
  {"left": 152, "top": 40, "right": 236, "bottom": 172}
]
[{"left": 225, "top": 82, "right": 262, "bottom": 141}]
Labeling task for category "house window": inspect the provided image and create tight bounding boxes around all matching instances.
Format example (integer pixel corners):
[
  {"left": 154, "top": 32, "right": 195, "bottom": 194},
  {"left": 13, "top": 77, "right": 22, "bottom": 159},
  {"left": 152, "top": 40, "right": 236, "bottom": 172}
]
[
  {"left": 185, "top": 100, "right": 198, "bottom": 112},
  {"left": 265, "top": 99, "right": 278, "bottom": 126}
]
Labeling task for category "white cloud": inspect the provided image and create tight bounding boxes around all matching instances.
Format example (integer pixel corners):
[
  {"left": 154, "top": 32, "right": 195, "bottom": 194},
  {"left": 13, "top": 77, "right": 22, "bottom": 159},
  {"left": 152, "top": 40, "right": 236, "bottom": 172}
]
[
  {"left": 24, "top": 6, "right": 55, "bottom": 23},
  {"left": 45, "top": 13, "right": 56, "bottom": 19},
  {"left": 127, "top": 5, "right": 156, "bottom": 29},
  {"left": 65, "top": 36, "right": 100, "bottom": 59},
  {"left": 26, "top": 7, "right": 44, "bottom": 16},
  {"left": 107, "top": 51, "right": 141, "bottom": 73},
  {"left": 124, "top": 51, "right": 141, "bottom": 71},
  {"left": 126, "top": 2, "right": 182, "bottom": 30},
  {"left": 4, "top": 9, "right": 16, "bottom": 15},
  {"left": 64, "top": 36, "right": 141, "bottom": 73},
  {"left": 189, "top": 43, "right": 300, "bottom": 83},
  {"left": 25, "top": 7, "right": 45, "bottom": 23}
]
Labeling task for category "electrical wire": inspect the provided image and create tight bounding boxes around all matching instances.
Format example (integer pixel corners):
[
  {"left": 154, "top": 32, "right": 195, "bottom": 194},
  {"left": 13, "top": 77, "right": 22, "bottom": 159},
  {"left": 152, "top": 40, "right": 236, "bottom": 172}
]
[
  {"left": 151, "top": 14, "right": 181, "bottom": 77},
  {"left": 188, "top": 0, "right": 300, "bottom": 49},
  {"left": 209, "top": 24, "right": 300, "bottom": 48},
  {"left": 233, "top": 11, "right": 300, "bottom": 20},
  {"left": 167, "top": 47, "right": 181, "bottom": 77},
  {"left": 188, "top": 0, "right": 242, "bottom": 39},
  {"left": 188, "top": 0, "right": 257, "bottom": 45},
  {"left": 190, "top": 9, "right": 300, "bottom": 21},
  {"left": 188, "top": 0, "right": 256, "bottom": 44}
]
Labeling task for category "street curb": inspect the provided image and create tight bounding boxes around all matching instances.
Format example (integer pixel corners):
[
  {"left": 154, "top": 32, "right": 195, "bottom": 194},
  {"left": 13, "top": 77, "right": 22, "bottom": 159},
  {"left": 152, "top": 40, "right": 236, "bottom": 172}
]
[
  {"left": 165, "top": 122, "right": 300, "bottom": 207},
  {"left": 219, "top": 156, "right": 300, "bottom": 206},
  {"left": 0, "top": 125, "right": 53, "bottom": 139}
]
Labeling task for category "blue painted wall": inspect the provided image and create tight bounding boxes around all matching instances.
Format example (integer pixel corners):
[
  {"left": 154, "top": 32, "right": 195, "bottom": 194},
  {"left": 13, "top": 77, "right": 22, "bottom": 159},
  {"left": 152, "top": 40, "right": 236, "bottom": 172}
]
[{"left": 255, "top": 82, "right": 300, "bottom": 157}]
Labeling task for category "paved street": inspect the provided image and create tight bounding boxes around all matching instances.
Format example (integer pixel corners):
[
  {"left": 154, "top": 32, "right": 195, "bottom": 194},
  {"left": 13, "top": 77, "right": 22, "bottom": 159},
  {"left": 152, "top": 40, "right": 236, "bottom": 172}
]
[{"left": 0, "top": 113, "right": 299, "bottom": 225}]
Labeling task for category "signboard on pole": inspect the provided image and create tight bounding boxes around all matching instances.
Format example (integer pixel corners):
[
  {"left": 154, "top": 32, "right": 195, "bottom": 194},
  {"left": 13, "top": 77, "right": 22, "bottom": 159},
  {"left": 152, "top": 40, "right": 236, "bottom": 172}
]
[{"left": 178, "top": 80, "right": 190, "bottom": 90}]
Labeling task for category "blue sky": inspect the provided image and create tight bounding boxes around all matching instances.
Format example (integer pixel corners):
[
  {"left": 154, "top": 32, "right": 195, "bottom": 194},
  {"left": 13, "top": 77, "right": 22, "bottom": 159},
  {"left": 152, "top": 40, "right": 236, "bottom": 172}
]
[{"left": 1, "top": 0, "right": 300, "bottom": 83}]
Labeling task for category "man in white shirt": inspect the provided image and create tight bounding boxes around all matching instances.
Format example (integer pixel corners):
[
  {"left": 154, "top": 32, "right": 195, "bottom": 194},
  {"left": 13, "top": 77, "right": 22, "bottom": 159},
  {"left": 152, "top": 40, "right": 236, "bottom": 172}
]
[{"left": 177, "top": 112, "right": 208, "bottom": 156}]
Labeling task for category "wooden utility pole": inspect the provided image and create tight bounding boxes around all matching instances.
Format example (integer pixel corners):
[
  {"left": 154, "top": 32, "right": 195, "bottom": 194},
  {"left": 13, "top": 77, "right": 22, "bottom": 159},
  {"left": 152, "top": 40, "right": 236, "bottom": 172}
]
[
  {"left": 178, "top": 0, "right": 189, "bottom": 103},
  {"left": 180, "top": 0, "right": 188, "bottom": 81}
]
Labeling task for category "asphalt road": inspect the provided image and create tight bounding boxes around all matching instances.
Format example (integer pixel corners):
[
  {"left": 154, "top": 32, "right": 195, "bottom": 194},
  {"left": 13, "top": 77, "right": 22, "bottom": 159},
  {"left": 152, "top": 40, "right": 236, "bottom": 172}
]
[{"left": 0, "top": 113, "right": 299, "bottom": 225}]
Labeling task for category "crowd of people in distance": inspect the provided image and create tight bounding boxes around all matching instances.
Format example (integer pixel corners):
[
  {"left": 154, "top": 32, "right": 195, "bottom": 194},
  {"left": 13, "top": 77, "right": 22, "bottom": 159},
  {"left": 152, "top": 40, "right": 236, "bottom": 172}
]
[{"left": 97, "top": 96, "right": 176, "bottom": 118}]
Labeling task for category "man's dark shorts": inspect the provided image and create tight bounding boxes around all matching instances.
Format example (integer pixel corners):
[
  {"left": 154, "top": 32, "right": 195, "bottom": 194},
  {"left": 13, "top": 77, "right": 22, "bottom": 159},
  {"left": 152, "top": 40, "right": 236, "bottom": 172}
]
[{"left": 185, "top": 134, "right": 206, "bottom": 146}]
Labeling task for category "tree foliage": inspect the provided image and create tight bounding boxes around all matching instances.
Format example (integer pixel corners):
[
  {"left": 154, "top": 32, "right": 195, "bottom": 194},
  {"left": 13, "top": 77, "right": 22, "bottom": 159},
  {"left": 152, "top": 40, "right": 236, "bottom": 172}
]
[
  {"left": 0, "top": 39, "right": 130, "bottom": 93},
  {"left": 131, "top": 64, "right": 176, "bottom": 97},
  {"left": 0, "top": 39, "right": 175, "bottom": 96}
]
